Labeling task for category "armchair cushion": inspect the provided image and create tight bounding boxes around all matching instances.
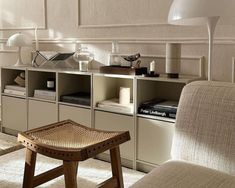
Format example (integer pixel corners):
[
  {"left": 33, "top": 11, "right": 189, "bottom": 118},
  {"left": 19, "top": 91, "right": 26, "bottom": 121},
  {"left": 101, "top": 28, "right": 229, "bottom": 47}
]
[
  {"left": 172, "top": 81, "right": 235, "bottom": 175},
  {"left": 131, "top": 160, "right": 235, "bottom": 188}
]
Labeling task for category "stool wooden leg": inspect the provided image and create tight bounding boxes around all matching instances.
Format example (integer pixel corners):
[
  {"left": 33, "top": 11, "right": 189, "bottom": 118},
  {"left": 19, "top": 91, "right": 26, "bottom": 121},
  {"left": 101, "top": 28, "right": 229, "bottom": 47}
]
[
  {"left": 110, "top": 146, "right": 124, "bottom": 188},
  {"left": 63, "top": 161, "right": 78, "bottom": 188},
  {"left": 23, "top": 148, "right": 37, "bottom": 188}
]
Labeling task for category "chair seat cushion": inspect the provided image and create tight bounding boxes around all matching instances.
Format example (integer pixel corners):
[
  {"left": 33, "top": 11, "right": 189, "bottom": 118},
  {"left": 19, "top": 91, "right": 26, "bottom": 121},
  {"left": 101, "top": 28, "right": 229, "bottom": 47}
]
[{"left": 131, "top": 160, "right": 235, "bottom": 188}]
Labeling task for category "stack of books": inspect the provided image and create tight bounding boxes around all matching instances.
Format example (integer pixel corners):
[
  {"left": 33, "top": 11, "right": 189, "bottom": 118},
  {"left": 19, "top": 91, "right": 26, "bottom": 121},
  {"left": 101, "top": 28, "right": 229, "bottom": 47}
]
[
  {"left": 4, "top": 85, "right": 26, "bottom": 96},
  {"left": 98, "top": 98, "right": 134, "bottom": 114},
  {"left": 138, "top": 99, "right": 178, "bottom": 119},
  {"left": 60, "top": 92, "right": 91, "bottom": 106},
  {"left": 34, "top": 89, "right": 56, "bottom": 101}
]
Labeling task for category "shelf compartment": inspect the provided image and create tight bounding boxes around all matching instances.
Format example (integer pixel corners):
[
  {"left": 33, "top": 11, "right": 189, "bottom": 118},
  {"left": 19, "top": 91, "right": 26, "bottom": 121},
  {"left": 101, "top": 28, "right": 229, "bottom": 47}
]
[
  {"left": 137, "top": 79, "right": 184, "bottom": 110},
  {"left": 137, "top": 117, "right": 175, "bottom": 165},
  {"left": 1, "top": 68, "right": 26, "bottom": 94},
  {"left": 28, "top": 70, "right": 56, "bottom": 98},
  {"left": 28, "top": 99, "right": 57, "bottom": 129},
  {"left": 59, "top": 104, "right": 91, "bottom": 127},
  {"left": 95, "top": 110, "right": 134, "bottom": 160},
  {"left": 58, "top": 73, "right": 91, "bottom": 107},
  {"left": 2, "top": 96, "right": 27, "bottom": 132},
  {"left": 93, "top": 75, "right": 134, "bottom": 108}
]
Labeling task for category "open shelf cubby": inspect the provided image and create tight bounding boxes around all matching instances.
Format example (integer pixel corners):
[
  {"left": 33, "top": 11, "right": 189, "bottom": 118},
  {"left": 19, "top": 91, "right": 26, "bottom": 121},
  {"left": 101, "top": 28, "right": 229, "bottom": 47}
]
[
  {"left": 28, "top": 70, "right": 56, "bottom": 99},
  {"left": 58, "top": 72, "right": 91, "bottom": 108}
]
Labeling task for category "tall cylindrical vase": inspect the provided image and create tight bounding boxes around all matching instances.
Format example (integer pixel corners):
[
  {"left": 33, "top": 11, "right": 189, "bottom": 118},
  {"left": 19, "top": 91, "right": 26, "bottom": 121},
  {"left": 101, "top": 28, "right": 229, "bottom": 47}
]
[{"left": 166, "top": 43, "right": 181, "bottom": 78}]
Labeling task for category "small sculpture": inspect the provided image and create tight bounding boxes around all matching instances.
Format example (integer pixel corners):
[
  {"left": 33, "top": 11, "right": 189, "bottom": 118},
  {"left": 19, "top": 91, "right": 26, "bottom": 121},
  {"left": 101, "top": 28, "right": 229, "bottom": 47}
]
[{"left": 122, "top": 53, "right": 141, "bottom": 67}]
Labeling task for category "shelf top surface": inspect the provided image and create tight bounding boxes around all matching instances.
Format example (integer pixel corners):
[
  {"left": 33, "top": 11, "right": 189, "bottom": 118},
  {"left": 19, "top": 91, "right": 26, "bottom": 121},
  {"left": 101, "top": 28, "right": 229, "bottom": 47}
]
[{"left": 1, "top": 66, "right": 202, "bottom": 83}]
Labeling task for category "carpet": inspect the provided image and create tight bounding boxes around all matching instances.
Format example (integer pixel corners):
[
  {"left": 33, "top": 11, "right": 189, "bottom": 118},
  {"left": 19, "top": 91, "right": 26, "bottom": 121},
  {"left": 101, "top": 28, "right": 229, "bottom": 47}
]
[
  {"left": 0, "top": 132, "right": 23, "bottom": 156},
  {"left": 0, "top": 149, "right": 145, "bottom": 187}
]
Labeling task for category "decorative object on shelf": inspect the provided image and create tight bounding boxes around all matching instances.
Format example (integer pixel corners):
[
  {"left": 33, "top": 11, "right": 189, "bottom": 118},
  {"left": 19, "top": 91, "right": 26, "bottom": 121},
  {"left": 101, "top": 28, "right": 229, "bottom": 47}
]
[
  {"left": 109, "top": 41, "right": 121, "bottom": 66},
  {"left": 73, "top": 45, "right": 94, "bottom": 71},
  {"left": 168, "top": 0, "right": 235, "bottom": 81},
  {"left": 46, "top": 78, "right": 55, "bottom": 90},
  {"left": 14, "top": 72, "right": 25, "bottom": 87},
  {"left": 166, "top": 43, "right": 181, "bottom": 78},
  {"left": 144, "top": 60, "right": 160, "bottom": 77},
  {"left": 32, "top": 51, "right": 75, "bottom": 68},
  {"left": 100, "top": 66, "right": 147, "bottom": 75},
  {"left": 34, "top": 27, "right": 39, "bottom": 51},
  {"left": 119, "top": 87, "right": 130, "bottom": 105},
  {"left": 60, "top": 92, "right": 91, "bottom": 106},
  {"left": 6, "top": 33, "right": 32, "bottom": 67},
  {"left": 122, "top": 53, "right": 141, "bottom": 68}
]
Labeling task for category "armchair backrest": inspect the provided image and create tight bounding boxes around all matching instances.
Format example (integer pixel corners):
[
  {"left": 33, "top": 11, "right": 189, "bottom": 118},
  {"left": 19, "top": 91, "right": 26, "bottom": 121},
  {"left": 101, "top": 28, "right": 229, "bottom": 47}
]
[{"left": 171, "top": 81, "right": 235, "bottom": 175}]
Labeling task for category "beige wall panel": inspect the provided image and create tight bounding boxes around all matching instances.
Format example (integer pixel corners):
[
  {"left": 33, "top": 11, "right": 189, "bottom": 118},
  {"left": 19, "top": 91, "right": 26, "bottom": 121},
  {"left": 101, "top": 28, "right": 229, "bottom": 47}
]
[
  {"left": 95, "top": 110, "right": 134, "bottom": 160},
  {"left": 137, "top": 117, "right": 174, "bottom": 165},
  {"left": 28, "top": 100, "right": 57, "bottom": 129},
  {"left": 59, "top": 105, "right": 91, "bottom": 127},
  {"left": 80, "top": 0, "right": 172, "bottom": 26},
  {"left": 0, "top": 0, "right": 46, "bottom": 29},
  {"left": 2, "top": 96, "right": 27, "bottom": 131}
]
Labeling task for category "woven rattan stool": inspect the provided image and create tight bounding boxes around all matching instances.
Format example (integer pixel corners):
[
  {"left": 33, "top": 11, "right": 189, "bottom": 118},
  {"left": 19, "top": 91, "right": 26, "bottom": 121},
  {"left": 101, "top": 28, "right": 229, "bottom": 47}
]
[{"left": 18, "top": 120, "right": 130, "bottom": 188}]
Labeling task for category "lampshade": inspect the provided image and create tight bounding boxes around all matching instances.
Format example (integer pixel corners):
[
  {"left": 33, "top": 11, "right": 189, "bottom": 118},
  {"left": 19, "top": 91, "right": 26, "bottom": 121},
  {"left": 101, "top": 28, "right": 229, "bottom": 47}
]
[
  {"left": 6, "top": 33, "right": 31, "bottom": 47},
  {"left": 168, "top": 0, "right": 235, "bottom": 25}
]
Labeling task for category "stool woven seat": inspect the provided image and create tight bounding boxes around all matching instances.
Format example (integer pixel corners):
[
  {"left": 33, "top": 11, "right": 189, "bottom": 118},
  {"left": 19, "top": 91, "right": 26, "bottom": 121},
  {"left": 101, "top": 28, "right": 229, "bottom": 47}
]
[{"left": 18, "top": 120, "right": 130, "bottom": 188}]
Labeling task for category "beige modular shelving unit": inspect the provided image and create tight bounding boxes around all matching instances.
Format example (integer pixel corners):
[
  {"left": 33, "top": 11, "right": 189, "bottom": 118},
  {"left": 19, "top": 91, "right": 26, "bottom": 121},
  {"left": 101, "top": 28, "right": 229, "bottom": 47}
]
[{"left": 1, "top": 66, "right": 203, "bottom": 172}]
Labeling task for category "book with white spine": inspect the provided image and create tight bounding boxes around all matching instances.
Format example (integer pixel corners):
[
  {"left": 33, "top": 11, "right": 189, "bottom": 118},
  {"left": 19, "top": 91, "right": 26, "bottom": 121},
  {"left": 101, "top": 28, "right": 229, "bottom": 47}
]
[
  {"left": 5, "top": 85, "right": 26, "bottom": 92},
  {"left": 34, "top": 89, "right": 56, "bottom": 97},
  {"left": 34, "top": 94, "right": 56, "bottom": 101},
  {"left": 4, "top": 89, "right": 26, "bottom": 96}
]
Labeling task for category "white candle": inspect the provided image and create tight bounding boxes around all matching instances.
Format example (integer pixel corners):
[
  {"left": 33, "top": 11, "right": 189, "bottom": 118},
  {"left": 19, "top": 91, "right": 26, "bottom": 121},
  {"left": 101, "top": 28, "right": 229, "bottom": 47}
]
[
  {"left": 150, "top": 60, "right": 155, "bottom": 72},
  {"left": 35, "top": 27, "right": 39, "bottom": 51},
  {"left": 119, "top": 87, "right": 130, "bottom": 105}
]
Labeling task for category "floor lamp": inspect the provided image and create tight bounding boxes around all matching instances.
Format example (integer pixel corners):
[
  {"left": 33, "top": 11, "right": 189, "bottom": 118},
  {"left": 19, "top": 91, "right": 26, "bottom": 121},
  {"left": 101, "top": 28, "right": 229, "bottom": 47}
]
[{"left": 168, "top": 0, "right": 235, "bottom": 81}]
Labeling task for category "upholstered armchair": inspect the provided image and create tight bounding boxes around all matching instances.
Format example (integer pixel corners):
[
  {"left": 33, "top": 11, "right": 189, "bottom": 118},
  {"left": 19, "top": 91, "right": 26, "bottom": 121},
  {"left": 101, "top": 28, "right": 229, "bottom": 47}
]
[{"left": 131, "top": 81, "right": 235, "bottom": 188}]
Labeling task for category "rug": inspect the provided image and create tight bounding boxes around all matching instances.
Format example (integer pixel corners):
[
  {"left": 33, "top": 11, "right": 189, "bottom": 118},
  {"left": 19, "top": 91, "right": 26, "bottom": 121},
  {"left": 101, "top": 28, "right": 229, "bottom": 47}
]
[
  {"left": 0, "top": 132, "right": 23, "bottom": 156},
  {"left": 0, "top": 149, "right": 145, "bottom": 188}
]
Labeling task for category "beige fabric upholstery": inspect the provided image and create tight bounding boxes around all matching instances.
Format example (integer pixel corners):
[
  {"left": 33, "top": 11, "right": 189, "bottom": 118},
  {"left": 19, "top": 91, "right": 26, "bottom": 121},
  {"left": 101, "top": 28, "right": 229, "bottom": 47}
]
[
  {"left": 132, "top": 81, "right": 235, "bottom": 188},
  {"left": 172, "top": 81, "right": 235, "bottom": 175},
  {"left": 131, "top": 161, "right": 235, "bottom": 188}
]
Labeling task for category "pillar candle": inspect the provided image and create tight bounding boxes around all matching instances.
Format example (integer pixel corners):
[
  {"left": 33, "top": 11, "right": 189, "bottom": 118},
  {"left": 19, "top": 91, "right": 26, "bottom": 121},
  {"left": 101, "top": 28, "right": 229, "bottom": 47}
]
[{"left": 119, "top": 87, "right": 130, "bottom": 105}]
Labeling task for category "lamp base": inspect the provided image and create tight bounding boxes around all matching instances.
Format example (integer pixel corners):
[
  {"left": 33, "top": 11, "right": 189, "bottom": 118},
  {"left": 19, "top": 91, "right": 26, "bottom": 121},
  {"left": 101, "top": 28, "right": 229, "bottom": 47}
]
[{"left": 14, "top": 59, "right": 26, "bottom": 67}]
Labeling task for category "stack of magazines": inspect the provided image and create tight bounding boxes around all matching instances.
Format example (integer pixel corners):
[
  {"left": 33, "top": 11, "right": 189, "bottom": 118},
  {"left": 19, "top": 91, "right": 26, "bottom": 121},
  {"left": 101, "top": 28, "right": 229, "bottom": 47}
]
[
  {"left": 34, "top": 89, "right": 56, "bottom": 101},
  {"left": 138, "top": 98, "right": 178, "bottom": 119},
  {"left": 98, "top": 98, "right": 134, "bottom": 114},
  {"left": 4, "top": 85, "right": 26, "bottom": 96}
]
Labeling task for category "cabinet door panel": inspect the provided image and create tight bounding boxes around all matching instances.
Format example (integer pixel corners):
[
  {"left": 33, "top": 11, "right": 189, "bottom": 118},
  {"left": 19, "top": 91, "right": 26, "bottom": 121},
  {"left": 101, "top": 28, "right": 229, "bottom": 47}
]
[
  {"left": 59, "top": 105, "right": 91, "bottom": 127},
  {"left": 95, "top": 111, "right": 134, "bottom": 160},
  {"left": 2, "top": 96, "right": 27, "bottom": 131},
  {"left": 28, "top": 100, "right": 57, "bottom": 129},
  {"left": 137, "top": 117, "right": 175, "bottom": 165}
]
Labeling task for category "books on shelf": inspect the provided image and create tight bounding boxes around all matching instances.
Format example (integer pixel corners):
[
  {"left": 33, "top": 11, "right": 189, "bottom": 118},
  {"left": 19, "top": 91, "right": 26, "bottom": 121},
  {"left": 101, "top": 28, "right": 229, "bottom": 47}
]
[
  {"left": 5, "top": 85, "right": 26, "bottom": 92},
  {"left": 138, "top": 99, "right": 178, "bottom": 119},
  {"left": 60, "top": 92, "right": 91, "bottom": 106},
  {"left": 34, "top": 89, "right": 56, "bottom": 101},
  {"left": 4, "top": 89, "right": 26, "bottom": 96},
  {"left": 4, "top": 85, "right": 26, "bottom": 96},
  {"left": 98, "top": 98, "right": 134, "bottom": 114}
]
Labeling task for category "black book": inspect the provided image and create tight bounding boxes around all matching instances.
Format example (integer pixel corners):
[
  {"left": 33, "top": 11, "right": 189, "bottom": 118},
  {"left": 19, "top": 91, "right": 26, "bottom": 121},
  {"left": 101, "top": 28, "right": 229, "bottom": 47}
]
[
  {"left": 60, "top": 92, "right": 91, "bottom": 106},
  {"left": 138, "top": 99, "right": 178, "bottom": 119}
]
